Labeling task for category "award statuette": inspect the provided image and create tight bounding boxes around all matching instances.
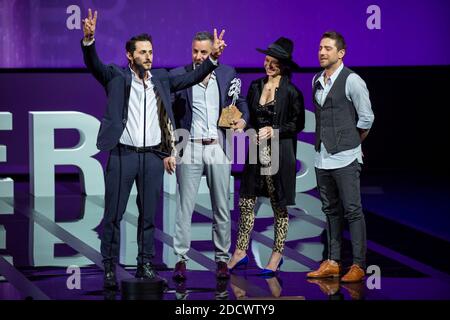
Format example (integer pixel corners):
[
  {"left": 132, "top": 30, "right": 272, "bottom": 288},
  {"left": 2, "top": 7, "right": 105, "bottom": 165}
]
[{"left": 218, "top": 78, "right": 243, "bottom": 128}]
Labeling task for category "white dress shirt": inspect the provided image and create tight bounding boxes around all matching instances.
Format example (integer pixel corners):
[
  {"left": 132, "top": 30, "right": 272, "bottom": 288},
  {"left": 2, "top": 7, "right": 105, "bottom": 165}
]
[
  {"left": 190, "top": 69, "right": 220, "bottom": 139},
  {"left": 120, "top": 67, "right": 162, "bottom": 147}
]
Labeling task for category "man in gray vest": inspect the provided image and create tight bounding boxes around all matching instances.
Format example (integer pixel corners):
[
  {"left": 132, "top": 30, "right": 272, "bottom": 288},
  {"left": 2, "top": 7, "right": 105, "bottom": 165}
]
[{"left": 307, "top": 31, "right": 374, "bottom": 282}]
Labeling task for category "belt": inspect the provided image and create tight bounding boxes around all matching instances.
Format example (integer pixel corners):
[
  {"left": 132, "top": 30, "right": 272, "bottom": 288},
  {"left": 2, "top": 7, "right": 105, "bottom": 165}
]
[
  {"left": 119, "top": 143, "right": 162, "bottom": 153},
  {"left": 191, "top": 139, "right": 217, "bottom": 145}
]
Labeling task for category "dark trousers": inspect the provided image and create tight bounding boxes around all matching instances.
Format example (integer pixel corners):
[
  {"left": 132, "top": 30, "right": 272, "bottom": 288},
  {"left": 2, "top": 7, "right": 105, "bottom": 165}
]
[
  {"left": 100, "top": 145, "right": 164, "bottom": 265},
  {"left": 315, "top": 159, "right": 367, "bottom": 268}
]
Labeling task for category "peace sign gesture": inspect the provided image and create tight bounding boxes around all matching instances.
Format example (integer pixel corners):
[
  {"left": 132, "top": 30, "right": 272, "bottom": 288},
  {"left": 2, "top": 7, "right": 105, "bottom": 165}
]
[
  {"left": 82, "top": 8, "right": 98, "bottom": 41},
  {"left": 211, "top": 28, "right": 227, "bottom": 60}
]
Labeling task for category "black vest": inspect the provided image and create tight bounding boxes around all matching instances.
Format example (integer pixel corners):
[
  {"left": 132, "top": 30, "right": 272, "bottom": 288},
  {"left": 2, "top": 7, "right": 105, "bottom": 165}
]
[{"left": 313, "top": 66, "right": 361, "bottom": 155}]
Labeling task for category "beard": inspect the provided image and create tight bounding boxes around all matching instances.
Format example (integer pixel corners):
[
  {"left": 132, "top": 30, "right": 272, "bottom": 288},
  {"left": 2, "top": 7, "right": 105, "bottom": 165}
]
[
  {"left": 320, "top": 57, "right": 338, "bottom": 69},
  {"left": 131, "top": 59, "right": 151, "bottom": 80},
  {"left": 133, "top": 57, "right": 151, "bottom": 71},
  {"left": 130, "top": 56, "right": 151, "bottom": 80}
]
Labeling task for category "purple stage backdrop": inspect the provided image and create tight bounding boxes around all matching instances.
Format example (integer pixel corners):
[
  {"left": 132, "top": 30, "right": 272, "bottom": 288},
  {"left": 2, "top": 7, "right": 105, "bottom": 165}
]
[{"left": 1, "top": 0, "right": 449, "bottom": 68}]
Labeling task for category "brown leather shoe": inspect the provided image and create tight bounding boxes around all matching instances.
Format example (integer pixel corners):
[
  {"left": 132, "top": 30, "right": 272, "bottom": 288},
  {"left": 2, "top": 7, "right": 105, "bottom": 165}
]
[
  {"left": 341, "top": 282, "right": 365, "bottom": 300},
  {"left": 341, "top": 264, "right": 365, "bottom": 283},
  {"left": 307, "top": 278, "right": 340, "bottom": 296},
  {"left": 306, "top": 260, "right": 341, "bottom": 278}
]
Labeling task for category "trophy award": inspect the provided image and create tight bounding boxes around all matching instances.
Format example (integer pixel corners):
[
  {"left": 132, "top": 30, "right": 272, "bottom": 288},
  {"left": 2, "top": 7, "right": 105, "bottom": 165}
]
[{"left": 218, "top": 78, "right": 243, "bottom": 128}]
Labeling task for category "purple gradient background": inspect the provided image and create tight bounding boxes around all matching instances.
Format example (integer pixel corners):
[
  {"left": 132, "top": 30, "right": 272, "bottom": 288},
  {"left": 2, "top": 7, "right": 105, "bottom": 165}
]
[{"left": 1, "top": 0, "right": 449, "bottom": 68}]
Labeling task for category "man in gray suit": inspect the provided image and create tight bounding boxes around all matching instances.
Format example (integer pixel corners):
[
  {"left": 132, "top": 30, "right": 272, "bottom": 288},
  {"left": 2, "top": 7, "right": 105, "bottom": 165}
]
[{"left": 167, "top": 31, "right": 249, "bottom": 281}]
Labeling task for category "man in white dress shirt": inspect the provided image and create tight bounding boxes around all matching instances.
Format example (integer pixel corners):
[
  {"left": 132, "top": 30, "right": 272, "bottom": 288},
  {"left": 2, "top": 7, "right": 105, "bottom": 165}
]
[{"left": 81, "top": 9, "right": 226, "bottom": 289}]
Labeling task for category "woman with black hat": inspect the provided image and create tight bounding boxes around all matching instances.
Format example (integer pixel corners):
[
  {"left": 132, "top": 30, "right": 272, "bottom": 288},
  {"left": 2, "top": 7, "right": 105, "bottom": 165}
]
[{"left": 227, "top": 37, "right": 305, "bottom": 276}]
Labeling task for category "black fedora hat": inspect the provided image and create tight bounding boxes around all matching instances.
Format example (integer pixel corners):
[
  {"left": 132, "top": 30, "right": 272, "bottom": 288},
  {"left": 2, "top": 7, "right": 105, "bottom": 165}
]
[{"left": 256, "top": 37, "right": 300, "bottom": 70}]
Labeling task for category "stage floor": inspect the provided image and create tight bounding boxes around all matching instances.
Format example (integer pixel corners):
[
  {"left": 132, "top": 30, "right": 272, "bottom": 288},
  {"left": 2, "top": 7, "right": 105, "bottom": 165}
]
[{"left": 0, "top": 172, "right": 449, "bottom": 300}]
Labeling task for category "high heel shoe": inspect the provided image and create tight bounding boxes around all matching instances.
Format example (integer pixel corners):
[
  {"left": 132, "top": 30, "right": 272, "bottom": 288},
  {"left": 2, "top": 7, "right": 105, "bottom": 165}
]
[
  {"left": 229, "top": 256, "right": 249, "bottom": 272},
  {"left": 259, "top": 258, "right": 284, "bottom": 276}
]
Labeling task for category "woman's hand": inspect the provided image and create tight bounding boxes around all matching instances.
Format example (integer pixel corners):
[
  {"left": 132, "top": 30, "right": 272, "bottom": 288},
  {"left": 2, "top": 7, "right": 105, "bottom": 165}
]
[{"left": 258, "top": 126, "right": 274, "bottom": 141}]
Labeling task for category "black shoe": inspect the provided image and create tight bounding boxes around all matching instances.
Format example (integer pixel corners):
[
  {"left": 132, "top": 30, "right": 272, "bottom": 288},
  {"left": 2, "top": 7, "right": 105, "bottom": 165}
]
[
  {"left": 172, "top": 261, "right": 187, "bottom": 281},
  {"left": 135, "top": 262, "right": 157, "bottom": 280},
  {"left": 175, "top": 281, "right": 188, "bottom": 300},
  {"left": 103, "top": 288, "right": 118, "bottom": 300},
  {"left": 215, "top": 278, "right": 229, "bottom": 300},
  {"left": 216, "top": 261, "right": 230, "bottom": 279},
  {"left": 103, "top": 262, "right": 118, "bottom": 289}
]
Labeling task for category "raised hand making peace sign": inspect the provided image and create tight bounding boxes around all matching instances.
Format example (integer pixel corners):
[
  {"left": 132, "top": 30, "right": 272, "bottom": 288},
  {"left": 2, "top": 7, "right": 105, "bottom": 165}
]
[
  {"left": 210, "top": 28, "right": 227, "bottom": 60},
  {"left": 82, "top": 8, "right": 98, "bottom": 42}
]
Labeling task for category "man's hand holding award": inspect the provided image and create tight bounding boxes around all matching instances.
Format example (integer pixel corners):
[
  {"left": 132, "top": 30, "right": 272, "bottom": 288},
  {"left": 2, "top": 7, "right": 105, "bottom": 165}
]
[{"left": 219, "top": 78, "right": 245, "bottom": 132}]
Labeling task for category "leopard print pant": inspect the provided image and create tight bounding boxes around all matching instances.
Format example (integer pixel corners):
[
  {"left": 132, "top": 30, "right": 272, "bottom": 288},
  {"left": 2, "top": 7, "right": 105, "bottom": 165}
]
[{"left": 236, "top": 175, "right": 289, "bottom": 253}]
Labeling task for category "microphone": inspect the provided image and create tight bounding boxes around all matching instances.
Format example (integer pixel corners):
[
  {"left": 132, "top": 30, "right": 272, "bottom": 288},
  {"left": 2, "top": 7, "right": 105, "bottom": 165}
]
[
  {"left": 136, "top": 63, "right": 148, "bottom": 89},
  {"left": 135, "top": 61, "right": 147, "bottom": 271}
]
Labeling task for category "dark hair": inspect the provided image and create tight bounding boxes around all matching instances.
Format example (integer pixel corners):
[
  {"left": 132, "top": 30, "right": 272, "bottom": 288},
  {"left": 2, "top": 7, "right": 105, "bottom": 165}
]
[
  {"left": 279, "top": 62, "right": 293, "bottom": 79},
  {"left": 125, "top": 33, "right": 153, "bottom": 54},
  {"left": 193, "top": 31, "right": 213, "bottom": 43},
  {"left": 268, "top": 58, "right": 293, "bottom": 79},
  {"left": 321, "top": 31, "right": 346, "bottom": 51}
]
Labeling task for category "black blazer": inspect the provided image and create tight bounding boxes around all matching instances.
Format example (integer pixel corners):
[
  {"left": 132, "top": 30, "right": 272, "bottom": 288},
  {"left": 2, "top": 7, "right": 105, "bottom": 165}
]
[
  {"left": 81, "top": 41, "right": 218, "bottom": 153},
  {"left": 240, "top": 75, "right": 305, "bottom": 206},
  {"left": 246, "top": 76, "right": 305, "bottom": 137}
]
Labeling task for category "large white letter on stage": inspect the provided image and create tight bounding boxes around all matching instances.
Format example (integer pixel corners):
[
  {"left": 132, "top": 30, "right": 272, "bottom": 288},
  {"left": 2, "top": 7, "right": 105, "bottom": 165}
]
[
  {"left": 296, "top": 110, "right": 317, "bottom": 193},
  {"left": 31, "top": 196, "right": 103, "bottom": 267},
  {"left": 0, "top": 112, "right": 14, "bottom": 198},
  {"left": 29, "top": 111, "right": 104, "bottom": 196}
]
